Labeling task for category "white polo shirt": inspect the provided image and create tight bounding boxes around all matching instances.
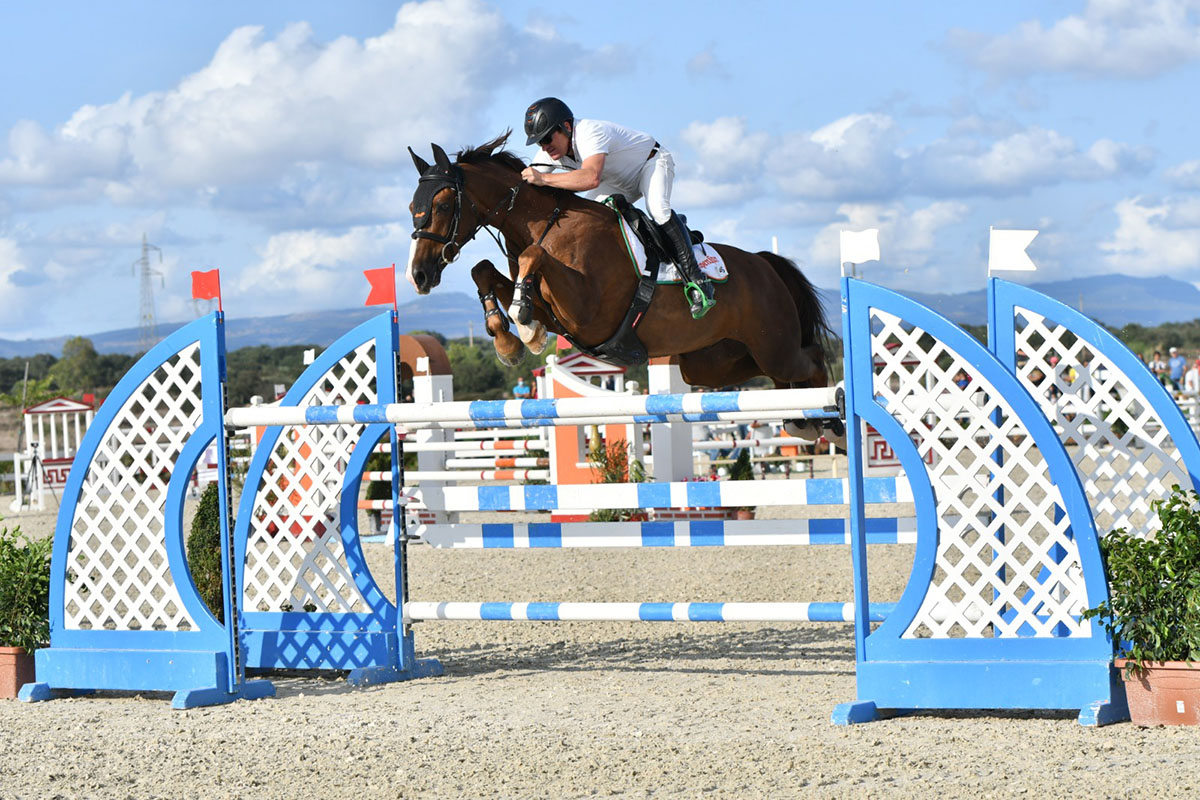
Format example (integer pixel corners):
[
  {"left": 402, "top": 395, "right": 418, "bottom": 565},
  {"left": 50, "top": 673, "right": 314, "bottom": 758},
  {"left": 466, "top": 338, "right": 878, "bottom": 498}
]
[{"left": 532, "top": 118, "right": 657, "bottom": 201}]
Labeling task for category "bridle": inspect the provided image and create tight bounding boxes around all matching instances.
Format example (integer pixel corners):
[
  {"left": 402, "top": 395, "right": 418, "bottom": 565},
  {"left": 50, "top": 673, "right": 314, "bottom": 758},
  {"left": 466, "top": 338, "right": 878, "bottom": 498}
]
[{"left": 411, "top": 164, "right": 520, "bottom": 265}]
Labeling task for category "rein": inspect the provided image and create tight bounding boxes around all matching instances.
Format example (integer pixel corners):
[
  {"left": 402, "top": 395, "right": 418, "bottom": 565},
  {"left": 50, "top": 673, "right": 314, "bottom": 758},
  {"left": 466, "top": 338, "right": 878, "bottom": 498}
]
[{"left": 412, "top": 165, "right": 563, "bottom": 265}]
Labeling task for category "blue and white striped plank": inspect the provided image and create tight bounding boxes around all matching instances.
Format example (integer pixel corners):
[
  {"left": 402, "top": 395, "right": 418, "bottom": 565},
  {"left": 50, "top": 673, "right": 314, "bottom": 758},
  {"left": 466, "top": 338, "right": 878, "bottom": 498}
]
[
  {"left": 404, "top": 476, "right": 912, "bottom": 513},
  {"left": 400, "top": 518, "right": 918, "bottom": 549},
  {"left": 404, "top": 601, "right": 895, "bottom": 623},
  {"left": 226, "top": 386, "right": 841, "bottom": 429}
]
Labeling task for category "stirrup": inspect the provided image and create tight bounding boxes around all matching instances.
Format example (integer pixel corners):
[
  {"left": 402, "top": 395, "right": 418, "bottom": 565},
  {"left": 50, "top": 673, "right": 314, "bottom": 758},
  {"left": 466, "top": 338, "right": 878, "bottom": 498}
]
[{"left": 684, "top": 281, "right": 716, "bottom": 320}]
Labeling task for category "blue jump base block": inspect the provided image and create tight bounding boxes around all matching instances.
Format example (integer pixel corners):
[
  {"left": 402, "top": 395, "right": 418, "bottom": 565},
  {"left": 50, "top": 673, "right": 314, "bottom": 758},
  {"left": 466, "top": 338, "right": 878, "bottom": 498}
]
[
  {"left": 838, "top": 277, "right": 1132, "bottom": 726},
  {"left": 19, "top": 648, "right": 276, "bottom": 709},
  {"left": 831, "top": 660, "right": 1129, "bottom": 726}
]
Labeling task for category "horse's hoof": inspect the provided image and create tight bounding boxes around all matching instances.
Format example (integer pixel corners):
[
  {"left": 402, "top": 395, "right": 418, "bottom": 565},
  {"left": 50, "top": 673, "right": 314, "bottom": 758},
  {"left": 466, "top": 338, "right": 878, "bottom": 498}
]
[
  {"left": 496, "top": 342, "right": 525, "bottom": 366},
  {"left": 525, "top": 322, "right": 548, "bottom": 354},
  {"left": 517, "top": 320, "right": 545, "bottom": 347},
  {"left": 784, "top": 419, "right": 820, "bottom": 445},
  {"left": 822, "top": 419, "right": 847, "bottom": 452}
]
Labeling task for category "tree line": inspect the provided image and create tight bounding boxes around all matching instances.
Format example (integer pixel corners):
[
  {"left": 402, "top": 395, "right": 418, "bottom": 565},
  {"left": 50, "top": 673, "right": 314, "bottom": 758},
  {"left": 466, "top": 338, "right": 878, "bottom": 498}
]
[{"left": 7, "top": 317, "right": 1197, "bottom": 410}]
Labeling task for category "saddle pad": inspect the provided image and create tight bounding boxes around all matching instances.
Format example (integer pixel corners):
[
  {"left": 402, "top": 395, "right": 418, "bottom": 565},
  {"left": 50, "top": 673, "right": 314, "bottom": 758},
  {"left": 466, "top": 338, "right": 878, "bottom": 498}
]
[{"left": 615, "top": 211, "right": 729, "bottom": 285}]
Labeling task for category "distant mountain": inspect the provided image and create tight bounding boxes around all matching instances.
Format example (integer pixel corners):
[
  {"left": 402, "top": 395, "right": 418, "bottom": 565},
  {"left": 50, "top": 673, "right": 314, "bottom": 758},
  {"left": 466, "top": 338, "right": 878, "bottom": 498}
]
[
  {"left": 1, "top": 273, "right": 1196, "bottom": 358},
  {"left": 818, "top": 273, "right": 1200, "bottom": 334},
  {"left": 0, "top": 292, "right": 484, "bottom": 358}
]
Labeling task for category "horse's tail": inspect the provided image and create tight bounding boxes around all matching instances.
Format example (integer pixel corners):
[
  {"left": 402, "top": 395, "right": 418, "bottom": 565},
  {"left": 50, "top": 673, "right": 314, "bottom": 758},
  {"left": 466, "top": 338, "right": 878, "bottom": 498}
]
[{"left": 755, "top": 251, "right": 836, "bottom": 367}]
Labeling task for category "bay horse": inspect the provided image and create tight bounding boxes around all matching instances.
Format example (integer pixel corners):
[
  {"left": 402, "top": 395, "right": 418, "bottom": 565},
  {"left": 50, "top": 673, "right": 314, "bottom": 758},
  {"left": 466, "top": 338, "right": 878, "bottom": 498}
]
[{"left": 405, "top": 132, "right": 841, "bottom": 444}]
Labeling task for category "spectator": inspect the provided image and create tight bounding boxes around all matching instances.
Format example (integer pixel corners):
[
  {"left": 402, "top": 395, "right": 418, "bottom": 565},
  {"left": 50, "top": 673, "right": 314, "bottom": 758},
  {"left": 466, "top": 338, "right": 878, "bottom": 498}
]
[
  {"left": 512, "top": 376, "right": 532, "bottom": 399},
  {"left": 1168, "top": 347, "right": 1187, "bottom": 392},
  {"left": 1185, "top": 358, "right": 1200, "bottom": 396},
  {"left": 1149, "top": 350, "right": 1168, "bottom": 386}
]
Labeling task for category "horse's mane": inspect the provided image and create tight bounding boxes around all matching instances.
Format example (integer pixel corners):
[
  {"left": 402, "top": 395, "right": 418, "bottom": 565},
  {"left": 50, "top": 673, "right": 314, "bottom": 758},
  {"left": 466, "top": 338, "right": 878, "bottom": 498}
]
[{"left": 455, "top": 130, "right": 526, "bottom": 174}]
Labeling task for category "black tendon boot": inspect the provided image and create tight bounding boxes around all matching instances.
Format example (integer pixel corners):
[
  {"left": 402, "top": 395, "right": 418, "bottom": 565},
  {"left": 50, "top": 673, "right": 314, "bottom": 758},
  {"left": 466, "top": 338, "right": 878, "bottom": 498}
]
[{"left": 661, "top": 211, "right": 715, "bottom": 319}]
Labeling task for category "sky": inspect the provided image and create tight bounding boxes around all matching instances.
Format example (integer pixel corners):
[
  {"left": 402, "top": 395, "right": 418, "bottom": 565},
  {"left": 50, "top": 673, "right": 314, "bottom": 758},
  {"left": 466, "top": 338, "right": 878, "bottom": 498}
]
[{"left": 2, "top": 0, "right": 1200, "bottom": 339}]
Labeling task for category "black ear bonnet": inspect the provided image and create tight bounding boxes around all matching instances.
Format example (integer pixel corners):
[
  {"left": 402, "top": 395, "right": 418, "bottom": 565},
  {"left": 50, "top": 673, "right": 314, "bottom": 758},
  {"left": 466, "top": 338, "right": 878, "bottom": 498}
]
[{"left": 408, "top": 144, "right": 461, "bottom": 234}]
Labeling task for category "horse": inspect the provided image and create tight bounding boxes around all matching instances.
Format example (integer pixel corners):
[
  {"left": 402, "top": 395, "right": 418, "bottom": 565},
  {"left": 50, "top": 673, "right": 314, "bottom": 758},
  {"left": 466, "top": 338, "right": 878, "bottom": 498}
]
[{"left": 405, "top": 132, "right": 841, "bottom": 444}]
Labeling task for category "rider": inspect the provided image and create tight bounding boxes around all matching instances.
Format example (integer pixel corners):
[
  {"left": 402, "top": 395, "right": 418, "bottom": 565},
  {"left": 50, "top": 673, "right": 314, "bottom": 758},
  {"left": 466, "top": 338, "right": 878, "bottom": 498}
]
[{"left": 518, "top": 97, "right": 715, "bottom": 320}]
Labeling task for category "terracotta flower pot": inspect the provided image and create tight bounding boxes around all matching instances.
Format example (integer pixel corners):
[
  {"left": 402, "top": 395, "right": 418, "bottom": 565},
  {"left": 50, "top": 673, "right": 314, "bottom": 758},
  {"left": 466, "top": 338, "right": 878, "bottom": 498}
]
[
  {"left": 735, "top": 508, "right": 755, "bottom": 520},
  {"left": 1115, "top": 658, "right": 1200, "bottom": 726},
  {"left": 0, "top": 646, "right": 36, "bottom": 700}
]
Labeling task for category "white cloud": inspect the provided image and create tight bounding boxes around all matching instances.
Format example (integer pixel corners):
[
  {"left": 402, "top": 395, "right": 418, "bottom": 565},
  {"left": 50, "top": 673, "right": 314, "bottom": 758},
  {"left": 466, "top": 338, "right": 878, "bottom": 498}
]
[
  {"left": 236, "top": 222, "right": 412, "bottom": 307},
  {"left": 946, "top": 0, "right": 1200, "bottom": 79},
  {"left": 674, "top": 117, "right": 767, "bottom": 206},
  {"left": 686, "top": 43, "right": 730, "bottom": 80},
  {"left": 714, "top": 113, "right": 1150, "bottom": 202},
  {"left": 775, "top": 114, "right": 904, "bottom": 200},
  {"left": 672, "top": 178, "right": 756, "bottom": 208},
  {"left": 808, "top": 200, "right": 970, "bottom": 276},
  {"left": 915, "top": 128, "right": 1153, "bottom": 195},
  {"left": 1165, "top": 159, "right": 1200, "bottom": 189},
  {"left": 0, "top": 0, "right": 586, "bottom": 202},
  {"left": 1101, "top": 195, "right": 1200, "bottom": 274},
  {"left": 0, "top": 237, "right": 43, "bottom": 332}
]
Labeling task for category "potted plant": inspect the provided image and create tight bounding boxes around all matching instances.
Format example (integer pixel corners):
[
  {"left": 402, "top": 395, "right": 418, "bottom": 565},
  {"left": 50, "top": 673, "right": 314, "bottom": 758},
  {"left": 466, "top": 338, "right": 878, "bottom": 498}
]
[
  {"left": 1082, "top": 486, "right": 1200, "bottom": 725},
  {"left": 0, "top": 525, "right": 52, "bottom": 699},
  {"left": 728, "top": 448, "right": 756, "bottom": 520}
]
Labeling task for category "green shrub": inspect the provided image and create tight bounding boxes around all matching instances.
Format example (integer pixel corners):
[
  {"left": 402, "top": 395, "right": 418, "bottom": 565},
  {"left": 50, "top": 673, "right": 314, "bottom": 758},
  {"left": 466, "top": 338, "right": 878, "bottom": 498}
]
[
  {"left": 186, "top": 482, "right": 225, "bottom": 623},
  {"left": 588, "top": 438, "right": 647, "bottom": 522},
  {"left": 1082, "top": 486, "right": 1200, "bottom": 672},
  {"left": 0, "top": 526, "right": 53, "bottom": 651},
  {"left": 728, "top": 448, "right": 756, "bottom": 514},
  {"left": 729, "top": 448, "right": 755, "bottom": 482}
]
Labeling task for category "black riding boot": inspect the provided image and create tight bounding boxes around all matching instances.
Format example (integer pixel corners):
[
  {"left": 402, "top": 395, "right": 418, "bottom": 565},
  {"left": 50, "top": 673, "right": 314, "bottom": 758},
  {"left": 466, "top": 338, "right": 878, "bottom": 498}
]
[{"left": 660, "top": 211, "right": 715, "bottom": 320}]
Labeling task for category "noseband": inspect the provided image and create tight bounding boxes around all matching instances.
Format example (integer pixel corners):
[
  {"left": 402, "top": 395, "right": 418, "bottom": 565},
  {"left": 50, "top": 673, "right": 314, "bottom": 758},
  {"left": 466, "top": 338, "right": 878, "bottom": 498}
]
[{"left": 411, "top": 165, "right": 519, "bottom": 265}]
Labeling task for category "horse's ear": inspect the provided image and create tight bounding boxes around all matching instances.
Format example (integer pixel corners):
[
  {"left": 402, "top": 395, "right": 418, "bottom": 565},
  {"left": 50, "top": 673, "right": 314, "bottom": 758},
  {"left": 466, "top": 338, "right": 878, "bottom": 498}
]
[
  {"left": 431, "top": 143, "right": 452, "bottom": 170},
  {"left": 409, "top": 146, "right": 430, "bottom": 174}
]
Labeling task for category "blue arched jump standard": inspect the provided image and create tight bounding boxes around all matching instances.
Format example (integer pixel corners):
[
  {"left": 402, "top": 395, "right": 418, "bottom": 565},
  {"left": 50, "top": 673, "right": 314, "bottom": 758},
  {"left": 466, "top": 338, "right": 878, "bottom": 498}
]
[
  {"left": 232, "top": 310, "right": 441, "bottom": 684},
  {"left": 833, "top": 277, "right": 1127, "bottom": 726},
  {"left": 19, "top": 314, "right": 274, "bottom": 708}
]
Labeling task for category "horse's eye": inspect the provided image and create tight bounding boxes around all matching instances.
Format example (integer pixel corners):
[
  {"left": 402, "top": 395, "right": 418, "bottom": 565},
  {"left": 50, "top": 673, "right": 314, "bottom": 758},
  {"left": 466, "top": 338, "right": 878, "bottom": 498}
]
[{"left": 437, "top": 202, "right": 451, "bottom": 213}]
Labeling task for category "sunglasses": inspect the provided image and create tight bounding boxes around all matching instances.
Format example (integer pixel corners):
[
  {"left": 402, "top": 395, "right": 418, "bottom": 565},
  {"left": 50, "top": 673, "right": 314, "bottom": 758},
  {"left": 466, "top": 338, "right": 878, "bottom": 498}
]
[{"left": 538, "top": 128, "right": 559, "bottom": 147}]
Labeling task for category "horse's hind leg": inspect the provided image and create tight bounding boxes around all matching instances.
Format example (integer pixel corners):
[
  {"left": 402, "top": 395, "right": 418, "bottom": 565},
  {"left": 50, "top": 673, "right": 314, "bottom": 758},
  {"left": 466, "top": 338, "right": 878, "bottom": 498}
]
[
  {"left": 746, "top": 334, "right": 845, "bottom": 449},
  {"left": 471, "top": 260, "right": 526, "bottom": 366}
]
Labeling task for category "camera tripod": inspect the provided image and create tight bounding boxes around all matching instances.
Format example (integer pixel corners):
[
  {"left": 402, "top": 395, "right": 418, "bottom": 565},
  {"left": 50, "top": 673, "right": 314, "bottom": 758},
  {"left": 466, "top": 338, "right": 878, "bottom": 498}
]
[{"left": 13, "top": 441, "right": 59, "bottom": 512}]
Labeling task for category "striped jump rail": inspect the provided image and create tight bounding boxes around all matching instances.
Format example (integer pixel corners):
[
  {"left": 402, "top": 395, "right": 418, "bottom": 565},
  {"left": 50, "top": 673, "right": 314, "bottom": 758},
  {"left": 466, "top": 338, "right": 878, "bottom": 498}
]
[
  {"left": 691, "top": 436, "right": 815, "bottom": 451},
  {"left": 377, "top": 439, "right": 550, "bottom": 453},
  {"left": 406, "top": 518, "right": 917, "bottom": 549},
  {"left": 363, "top": 477, "right": 919, "bottom": 547},
  {"left": 404, "top": 601, "right": 896, "bottom": 623},
  {"left": 365, "top": 469, "right": 551, "bottom": 482},
  {"left": 225, "top": 387, "right": 843, "bottom": 430},
  {"left": 404, "top": 476, "right": 911, "bottom": 512}
]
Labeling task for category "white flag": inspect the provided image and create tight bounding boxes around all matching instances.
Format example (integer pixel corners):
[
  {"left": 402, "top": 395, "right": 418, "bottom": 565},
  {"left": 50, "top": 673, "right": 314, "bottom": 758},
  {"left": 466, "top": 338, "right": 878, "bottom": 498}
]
[
  {"left": 988, "top": 228, "right": 1038, "bottom": 273},
  {"left": 840, "top": 228, "right": 880, "bottom": 265}
]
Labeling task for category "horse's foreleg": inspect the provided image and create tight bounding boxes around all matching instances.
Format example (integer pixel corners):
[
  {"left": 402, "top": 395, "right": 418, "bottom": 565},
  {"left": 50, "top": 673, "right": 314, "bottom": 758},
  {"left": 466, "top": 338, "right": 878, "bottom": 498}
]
[
  {"left": 471, "top": 260, "right": 526, "bottom": 366},
  {"left": 507, "top": 246, "right": 554, "bottom": 355}
]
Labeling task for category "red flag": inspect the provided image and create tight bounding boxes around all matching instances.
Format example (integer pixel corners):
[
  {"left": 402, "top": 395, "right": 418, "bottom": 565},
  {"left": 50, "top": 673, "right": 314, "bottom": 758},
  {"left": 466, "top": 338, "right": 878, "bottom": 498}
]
[
  {"left": 556, "top": 335, "right": 571, "bottom": 351},
  {"left": 191, "top": 269, "right": 222, "bottom": 311},
  {"left": 364, "top": 265, "right": 397, "bottom": 309}
]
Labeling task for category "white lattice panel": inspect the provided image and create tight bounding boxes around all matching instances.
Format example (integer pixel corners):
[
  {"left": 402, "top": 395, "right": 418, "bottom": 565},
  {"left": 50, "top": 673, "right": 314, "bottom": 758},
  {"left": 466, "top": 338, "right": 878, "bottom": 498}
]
[
  {"left": 1012, "top": 307, "right": 1187, "bottom": 536},
  {"left": 243, "top": 343, "right": 377, "bottom": 613},
  {"left": 65, "top": 345, "right": 203, "bottom": 631},
  {"left": 869, "top": 309, "right": 1090, "bottom": 640}
]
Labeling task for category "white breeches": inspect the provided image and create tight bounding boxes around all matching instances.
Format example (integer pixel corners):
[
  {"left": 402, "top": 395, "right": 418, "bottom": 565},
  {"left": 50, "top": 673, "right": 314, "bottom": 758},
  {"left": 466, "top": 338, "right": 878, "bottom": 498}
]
[{"left": 589, "top": 148, "right": 676, "bottom": 225}]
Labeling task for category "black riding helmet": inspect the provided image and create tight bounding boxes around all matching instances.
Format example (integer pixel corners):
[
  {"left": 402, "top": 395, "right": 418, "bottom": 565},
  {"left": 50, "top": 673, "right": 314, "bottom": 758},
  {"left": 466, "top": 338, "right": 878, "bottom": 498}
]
[{"left": 524, "top": 97, "right": 573, "bottom": 146}]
